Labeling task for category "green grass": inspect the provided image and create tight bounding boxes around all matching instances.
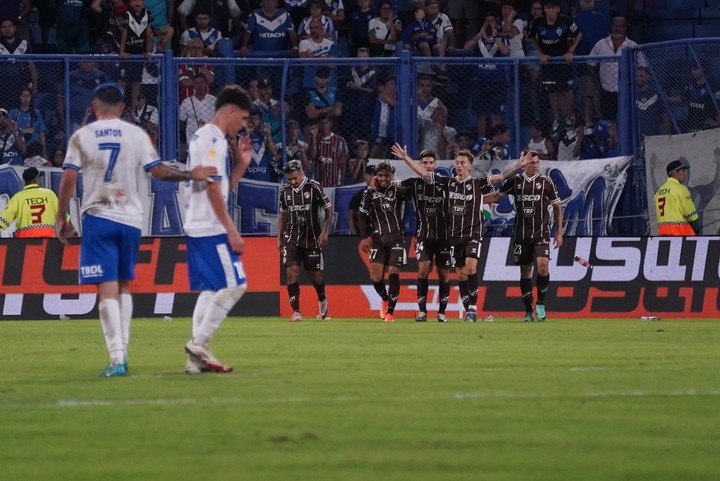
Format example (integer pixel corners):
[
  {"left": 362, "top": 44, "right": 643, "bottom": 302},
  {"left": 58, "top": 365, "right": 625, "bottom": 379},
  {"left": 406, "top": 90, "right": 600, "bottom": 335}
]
[{"left": 0, "top": 317, "right": 718, "bottom": 481}]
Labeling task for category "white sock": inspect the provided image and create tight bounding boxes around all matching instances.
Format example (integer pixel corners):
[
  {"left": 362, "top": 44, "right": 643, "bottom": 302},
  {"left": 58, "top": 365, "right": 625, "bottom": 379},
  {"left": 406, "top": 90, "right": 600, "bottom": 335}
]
[
  {"left": 99, "top": 298, "right": 123, "bottom": 365},
  {"left": 192, "top": 291, "right": 215, "bottom": 338},
  {"left": 119, "top": 293, "right": 132, "bottom": 359},
  {"left": 196, "top": 285, "right": 246, "bottom": 346}
]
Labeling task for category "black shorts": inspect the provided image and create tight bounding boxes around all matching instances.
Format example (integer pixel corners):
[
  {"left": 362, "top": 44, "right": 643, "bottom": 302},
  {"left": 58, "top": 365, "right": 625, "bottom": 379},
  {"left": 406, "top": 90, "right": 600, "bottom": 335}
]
[
  {"left": 449, "top": 238, "right": 481, "bottom": 268},
  {"left": 541, "top": 63, "right": 574, "bottom": 93},
  {"left": 415, "top": 237, "right": 451, "bottom": 269},
  {"left": 513, "top": 238, "right": 551, "bottom": 265},
  {"left": 282, "top": 243, "right": 324, "bottom": 271},
  {"left": 370, "top": 233, "right": 407, "bottom": 267}
]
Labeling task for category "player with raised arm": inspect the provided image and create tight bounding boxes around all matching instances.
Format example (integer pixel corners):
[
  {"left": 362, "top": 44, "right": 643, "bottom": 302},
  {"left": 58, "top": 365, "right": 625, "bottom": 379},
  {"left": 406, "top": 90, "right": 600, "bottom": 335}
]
[
  {"left": 55, "top": 83, "right": 217, "bottom": 377},
  {"left": 485, "top": 150, "right": 563, "bottom": 322},
  {"left": 278, "top": 160, "right": 333, "bottom": 322},
  {"left": 183, "top": 85, "right": 254, "bottom": 375},
  {"left": 399, "top": 149, "right": 452, "bottom": 322},
  {"left": 357, "top": 161, "right": 408, "bottom": 323},
  {"left": 393, "top": 143, "right": 528, "bottom": 322}
]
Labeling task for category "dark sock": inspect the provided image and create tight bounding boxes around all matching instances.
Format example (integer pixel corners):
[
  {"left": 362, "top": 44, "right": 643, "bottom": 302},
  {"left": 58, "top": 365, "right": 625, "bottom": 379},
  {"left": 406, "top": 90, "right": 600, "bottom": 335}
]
[
  {"left": 438, "top": 281, "right": 450, "bottom": 314},
  {"left": 537, "top": 274, "right": 550, "bottom": 304},
  {"left": 417, "top": 277, "right": 429, "bottom": 313},
  {"left": 287, "top": 282, "right": 300, "bottom": 312},
  {"left": 520, "top": 277, "right": 533, "bottom": 313},
  {"left": 459, "top": 280, "right": 470, "bottom": 311},
  {"left": 373, "top": 281, "right": 389, "bottom": 301},
  {"left": 312, "top": 280, "right": 326, "bottom": 301},
  {"left": 387, "top": 273, "right": 400, "bottom": 314},
  {"left": 467, "top": 273, "right": 478, "bottom": 308}
]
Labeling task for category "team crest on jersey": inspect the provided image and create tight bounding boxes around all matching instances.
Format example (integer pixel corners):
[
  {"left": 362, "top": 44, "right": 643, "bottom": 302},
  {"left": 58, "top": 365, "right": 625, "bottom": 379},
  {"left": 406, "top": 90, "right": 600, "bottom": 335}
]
[
  {"left": 211, "top": 138, "right": 217, "bottom": 144},
  {"left": 466, "top": 184, "right": 472, "bottom": 190},
  {"left": 304, "top": 192, "right": 310, "bottom": 199},
  {"left": 556, "top": 27, "right": 563, "bottom": 36},
  {"left": 536, "top": 183, "right": 541, "bottom": 188}
]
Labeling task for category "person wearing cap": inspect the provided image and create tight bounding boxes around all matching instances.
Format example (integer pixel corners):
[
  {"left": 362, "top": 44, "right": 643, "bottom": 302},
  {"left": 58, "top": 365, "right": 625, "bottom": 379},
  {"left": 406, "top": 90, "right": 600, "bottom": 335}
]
[
  {"left": 0, "top": 167, "right": 72, "bottom": 238},
  {"left": 368, "top": 0, "right": 401, "bottom": 57},
  {"left": 306, "top": 66, "right": 343, "bottom": 120},
  {"left": 348, "top": 163, "right": 376, "bottom": 235},
  {"left": 55, "top": 83, "right": 219, "bottom": 377},
  {"left": 357, "top": 161, "right": 409, "bottom": 322},
  {"left": 654, "top": 158, "right": 700, "bottom": 236},
  {"left": 0, "top": 107, "right": 26, "bottom": 165},
  {"left": 278, "top": 160, "right": 333, "bottom": 322},
  {"left": 349, "top": 0, "right": 373, "bottom": 55}
]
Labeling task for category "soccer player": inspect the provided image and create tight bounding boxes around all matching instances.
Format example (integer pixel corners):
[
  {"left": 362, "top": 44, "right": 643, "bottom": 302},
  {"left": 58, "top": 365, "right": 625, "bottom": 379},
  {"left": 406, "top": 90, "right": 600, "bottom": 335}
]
[
  {"left": 0, "top": 167, "right": 74, "bottom": 238},
  {"left": 484, "top": 150, "right": 563, "bottom": 322},
  {"left": 55, "top": 83, "right": 217, "bottom": 377},
  {"left": 393, "top": 143, "right": 528, "bottom": 322},
  {"left": 399, "top": 150, "right": 452, "bottom": 323},
  {"left": 278, "top": 160, "right": 333, "bottom": 322},
  {"left": 653, "top": 158, "right": 699, "bottom": 236},
  {"left": 183, "top": 85, "right": 255, "bottom": 375},
  {"left": 357, "top": 161, "right": 407, "bottom": 323}
]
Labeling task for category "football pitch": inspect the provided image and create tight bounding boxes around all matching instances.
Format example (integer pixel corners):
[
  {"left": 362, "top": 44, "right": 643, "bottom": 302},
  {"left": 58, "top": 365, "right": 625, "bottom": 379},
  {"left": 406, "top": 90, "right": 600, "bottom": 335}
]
[{"left": 0, "top": 317, "right": 718, "bottom": 481}]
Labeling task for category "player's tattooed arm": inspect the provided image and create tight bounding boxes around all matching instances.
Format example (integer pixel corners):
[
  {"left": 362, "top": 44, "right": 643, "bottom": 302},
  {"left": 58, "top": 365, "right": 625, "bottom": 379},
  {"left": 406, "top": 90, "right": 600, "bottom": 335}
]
[
  {"left": 391, "top": 143, "right": 431, "bottom": 180},
  {"left": 489, "top": 151, "right": 532, "bottom": 185},
  {"left": 150, "top": 163, "right": 218, "bottom": 182}
]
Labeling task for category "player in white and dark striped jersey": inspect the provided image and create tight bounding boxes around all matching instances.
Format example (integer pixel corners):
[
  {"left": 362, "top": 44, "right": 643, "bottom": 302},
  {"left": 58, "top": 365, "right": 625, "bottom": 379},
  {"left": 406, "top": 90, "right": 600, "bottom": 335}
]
[
  {"left": 485, "top": 151, "right": 563, "bottom": 323},
  {"left": 358, "top": 161, "right": 409, "bottom": 323},
  {"left": 183, "top": 85, "right": 254, "bottom": 374},
  {"left": 56, "top": 83, "right": 217, "bottom": 377},
  {"left": 399, "top": 150, "right": 452, "bottom": 323},
  {"left": 278, "top": 160, "right": 333, "bottom": 322},
  {"left": 395, "top": 144, "right": 529, "bottom": 322}
]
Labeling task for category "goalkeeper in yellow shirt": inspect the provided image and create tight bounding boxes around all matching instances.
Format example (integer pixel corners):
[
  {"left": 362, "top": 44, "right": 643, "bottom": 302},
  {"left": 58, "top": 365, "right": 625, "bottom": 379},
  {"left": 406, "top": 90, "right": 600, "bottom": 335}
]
[
  {"left": 0, "top": 167, "right": 74, "bottom": 238},
  {"left": 654, "top": 158, "right": 699, "bottom": 236}
]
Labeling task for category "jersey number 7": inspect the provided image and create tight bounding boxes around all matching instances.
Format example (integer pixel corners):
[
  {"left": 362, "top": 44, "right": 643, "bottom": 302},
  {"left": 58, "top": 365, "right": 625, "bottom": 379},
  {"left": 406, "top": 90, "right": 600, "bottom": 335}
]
[{"left": 99, "top": 142, "right": 121, "bottom": 182}]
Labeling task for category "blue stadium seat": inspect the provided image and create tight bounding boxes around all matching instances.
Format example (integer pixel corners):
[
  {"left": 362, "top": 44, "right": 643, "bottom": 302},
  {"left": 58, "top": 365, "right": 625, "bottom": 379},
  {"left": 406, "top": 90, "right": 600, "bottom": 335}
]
[{"left": 695, "top": 23, "right": 720, "bottom": 37}]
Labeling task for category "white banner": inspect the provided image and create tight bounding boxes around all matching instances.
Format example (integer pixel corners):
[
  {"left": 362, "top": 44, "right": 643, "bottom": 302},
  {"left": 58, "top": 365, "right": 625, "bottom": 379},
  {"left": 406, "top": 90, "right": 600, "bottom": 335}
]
[{"left": 644, "top": 127, "right": 720, "bottom": 235}]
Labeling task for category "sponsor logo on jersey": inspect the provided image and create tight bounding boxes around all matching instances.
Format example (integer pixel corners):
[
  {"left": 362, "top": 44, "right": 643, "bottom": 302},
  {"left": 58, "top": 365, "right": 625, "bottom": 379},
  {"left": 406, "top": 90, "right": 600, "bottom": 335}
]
[{"left": 517, "top": 194, "right": 542, "bottom": 201}]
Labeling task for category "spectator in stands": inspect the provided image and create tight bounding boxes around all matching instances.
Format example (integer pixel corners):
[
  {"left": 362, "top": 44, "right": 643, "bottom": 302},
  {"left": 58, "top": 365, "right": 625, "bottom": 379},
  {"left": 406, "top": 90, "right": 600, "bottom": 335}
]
[
  {"left": 368, "top": 1, "right": 401, "bottom": 57},
  {"left": 580, "top": 118, "right": 617, "bottom": 159},
  {"left": 499, "top": 0, "right": 525, "bottom": 58},
  {"left": 240, "top": 0, "right": 298, "bottom": 56},
  {"left": 120, "top": 0, "right": 155, "bottom": 111},
  {"left": 306, "top": 66, "right": 342, "bottom": 120},
  {"left": 242, "top": 106, "right": 280, "bottom": 182},
  {"left": 473, "top": 123, "right": 510, "bottom": 164},
  {"left": 402, "top": 5, "right": 443, "bottom": 58},
  {"left": 178, "top": 38, "right": 215, "bottom": 103},
  {"left": 308, "top": 115, "right": 349, "bottom": 187},
  {"left": 525, "top": 120, "right": 556, "bottom": 160},
  {"left": 573, "top": 0, "right": 609, "bottom": 126},
  {"left": 298, "top": 0, "right": 336, "bottom": 40},
  {"left": 528, "top": 0, "right": 582, "bottom": 135},
  {"left": 179, "top": 73, "right": 217, "bottom": 143},
  {"left": 57, "top": 60, "right": 107, "bottom": 132},
  {"left": 348, "top": 139, "right": 369, "bottom": 183},
  {"left": 54, "top": 0, "right": 101, "bottom": 54},
  {"left": 417, "top": 75, "right": 444, "bottom": 127},
  {"left": 636, "top": 66, "right": 670, "bottom": 136},
  {"left": 0, "top": 1, "right": 31, "bottom": 45},
  {"left": 98, "top": 0, "right": 128, "bottom": 55},
  {"left": 465, "top": 12, "right": 509, "bottom": 139},
  {"left": 448, "top": 130, "right": 475, "bottom": 158},
  {"left": 179, "top": 9, "right": 222, "bottom": 56},
  {"left": 447, "top": 0, "right": 478, "bottom": 49},
  {"left": 0, "top": 18, "right": 37, "bottom": 101},
  {"left": 286, "top": 0, "right": 309, "bottom": 30},
  {"left": 588, "top": 17, "right": 638, "bottom": 121},
  {"left": 247, "top": 78, "right": 260, "bottom": 102},
  {"left": 322, "top": 0, "right": 344, "bottom": 24},
  {"left": 8, "top": 88, "right": 47, "bottom": 161},
  {"left": 177, "top": 0, "right": 242, "bottom": 39},
  {"left": 349, "top": 0, "right": 373, "bottom": 55},
  {"left": 556, "top": 111, "right": 584, "bottom": 160},
  {"left": 425, "top": 0, "right": 454, "bottom": 55},
  {"left": 420, "top": 104, "right": 456, "bottom": 159},
  {"left": 130, "top": 90, "right": 159, "bottom": 145},
  {"left": 341, "top": 47, "right": 376, "bottom": 140},
  {"left": 299, "top": 17, "right": 339, "bottom": 56},
  {"left": 253, "top": 78, "right": 285, "bottom": 141},
  {"left": 0, "top": 108, "right": 26, "bottom": 165},
  {"left": 670, "top": 65, "right": 720, "bottom": 133},
  {"left": 370, "top": 74, "right": 397, "bottom": 158},
  {"left": 279, "top": 119, "right": 310, "bottom": 175},
  {"left": 144, "top": 0, "right": 174, "bottom": 49}
]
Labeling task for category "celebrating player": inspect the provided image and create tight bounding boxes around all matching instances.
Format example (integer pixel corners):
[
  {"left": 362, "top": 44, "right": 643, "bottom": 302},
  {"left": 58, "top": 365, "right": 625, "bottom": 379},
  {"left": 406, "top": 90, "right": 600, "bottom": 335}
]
[
  {"left": 394, "top": 143, "right": 528, "bottom": 322},
  {"left": 357, "top": 161, "right": 408, "bottom": 323},
  {"left": 398, "top": 150, "right": 452, "bottom": 322},
  {"left": 183, "top": 85, "right": 255, "bottom": 374},
  {"left": 56, "top": 83, "right": 217, "bottom": 377},
  {"left": 485, "top": 150, "right": 563, "bottom": 322},
  {"left": 278, "top": 159, "right": 333, "bottom": 322}
]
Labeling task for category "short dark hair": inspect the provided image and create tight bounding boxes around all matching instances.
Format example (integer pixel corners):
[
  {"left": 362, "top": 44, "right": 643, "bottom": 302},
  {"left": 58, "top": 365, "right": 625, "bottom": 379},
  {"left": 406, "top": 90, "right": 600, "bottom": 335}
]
[
  {"left": 215, "top": 85, "right": 252, "bottom": 112},
  {"left": 375, "top": 161, "right": 396, "bottom": 173},
  {"left": 195, "top": 8, "right": 211, "bottom": 16},
  {"left": 283, "top": 159, "right": 303, "bottom": 173},
  {"left": 94, "top": 83, "right": 125, "bottom": 106},
  {"left": 419, "top": 149, "right": 436, "bottom": 160}
]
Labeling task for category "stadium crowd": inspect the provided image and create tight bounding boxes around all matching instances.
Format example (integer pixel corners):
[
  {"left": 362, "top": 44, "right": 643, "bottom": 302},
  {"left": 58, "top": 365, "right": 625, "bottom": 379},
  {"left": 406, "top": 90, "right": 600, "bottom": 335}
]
[{"left": 0, "top": 0, "right": 715, "bottom": 185}]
